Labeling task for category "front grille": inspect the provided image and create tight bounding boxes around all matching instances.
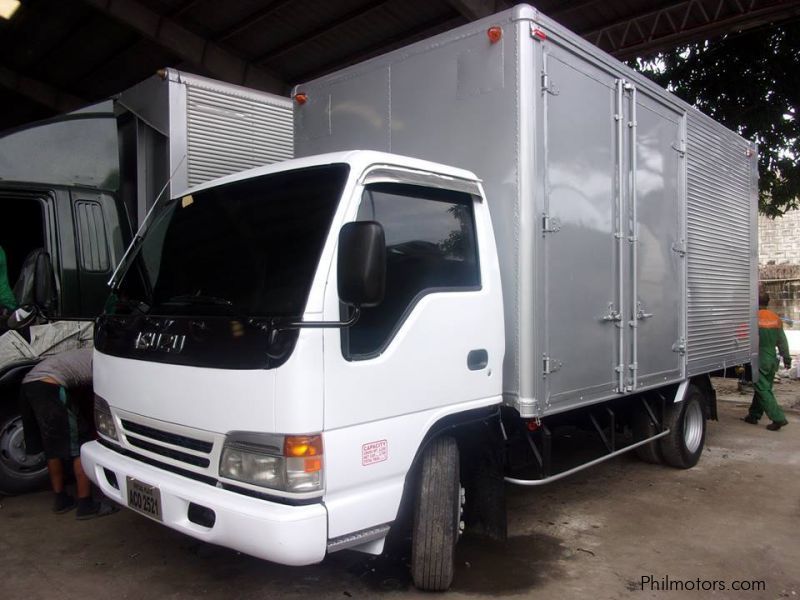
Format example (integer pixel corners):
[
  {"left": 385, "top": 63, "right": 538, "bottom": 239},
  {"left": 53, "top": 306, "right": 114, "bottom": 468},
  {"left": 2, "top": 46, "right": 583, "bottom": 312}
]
[
  {"left": 120, "top": 419, "right": 213, "bottom": 469},
  {"left": 127, "top": 437, "right": 210, "bottom": 467},
  {"left": 121, "top": 420, "right": 213, "bottom": 453}
]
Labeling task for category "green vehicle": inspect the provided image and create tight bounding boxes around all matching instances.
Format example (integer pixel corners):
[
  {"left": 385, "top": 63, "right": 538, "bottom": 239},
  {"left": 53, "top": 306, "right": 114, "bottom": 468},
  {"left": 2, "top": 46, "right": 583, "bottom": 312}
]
[
  {"left": 0, "top": 70, "right": 294, "bottom": 494},
  {"left": 0, "top": 103, "right": 130, "bottom": 493}
]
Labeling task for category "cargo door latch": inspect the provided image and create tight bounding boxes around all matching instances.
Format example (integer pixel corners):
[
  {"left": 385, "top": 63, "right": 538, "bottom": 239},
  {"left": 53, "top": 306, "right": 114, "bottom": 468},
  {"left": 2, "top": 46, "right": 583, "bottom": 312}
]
[
  {"left": 601, "top": 303, "right": 622, "bottom": 325},
  {"left": 671, "top": 240, "right": 687, "bottom": 257}
]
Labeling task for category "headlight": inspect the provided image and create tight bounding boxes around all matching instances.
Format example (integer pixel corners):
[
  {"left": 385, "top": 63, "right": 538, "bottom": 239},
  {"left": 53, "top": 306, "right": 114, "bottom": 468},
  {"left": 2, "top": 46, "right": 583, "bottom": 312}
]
[
  {"left": 220, "top": 446, "right": 284, "bottom": 488},
  {"left": 94, "top": 395, "right": 118, "bottom": 441},
  {"left": 219, "top": 433, "right": 323, "bottom": 493}
]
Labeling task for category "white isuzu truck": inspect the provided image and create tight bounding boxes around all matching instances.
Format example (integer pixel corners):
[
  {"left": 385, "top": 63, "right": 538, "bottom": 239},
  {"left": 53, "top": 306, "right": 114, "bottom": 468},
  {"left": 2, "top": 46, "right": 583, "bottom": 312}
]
[{"left": 81, "top": 4, "right": 757, "bottom": 591}]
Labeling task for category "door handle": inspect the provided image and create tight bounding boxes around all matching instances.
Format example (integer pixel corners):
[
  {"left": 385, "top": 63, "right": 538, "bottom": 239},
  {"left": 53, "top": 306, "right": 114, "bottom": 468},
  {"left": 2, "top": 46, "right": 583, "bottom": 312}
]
[{"left": 467, "top": 349, "right": 488, "bottom": 371}]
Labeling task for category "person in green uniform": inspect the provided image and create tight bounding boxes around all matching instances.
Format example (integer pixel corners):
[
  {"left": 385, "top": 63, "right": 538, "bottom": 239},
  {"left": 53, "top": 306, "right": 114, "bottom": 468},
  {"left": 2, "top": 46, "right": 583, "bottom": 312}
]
[
  {"left": 743, "top": 291, "right": 791, "bottom": 431},
  {"left": 0, "top": 245, "right": 18, "bottom": 312}
]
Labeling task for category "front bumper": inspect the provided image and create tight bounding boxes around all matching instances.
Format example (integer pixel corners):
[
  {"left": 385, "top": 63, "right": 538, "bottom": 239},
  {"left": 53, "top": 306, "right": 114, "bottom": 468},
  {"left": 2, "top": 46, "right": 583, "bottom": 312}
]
[{"left": 81, "top": 441, "right": 328, "bottom": 566}]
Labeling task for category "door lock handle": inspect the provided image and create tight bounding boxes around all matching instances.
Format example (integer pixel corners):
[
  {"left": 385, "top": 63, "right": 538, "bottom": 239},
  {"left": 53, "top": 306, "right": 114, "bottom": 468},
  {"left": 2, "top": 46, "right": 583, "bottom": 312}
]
[{"left": 467, "top": 349, "right": 488, "bottom": 371}]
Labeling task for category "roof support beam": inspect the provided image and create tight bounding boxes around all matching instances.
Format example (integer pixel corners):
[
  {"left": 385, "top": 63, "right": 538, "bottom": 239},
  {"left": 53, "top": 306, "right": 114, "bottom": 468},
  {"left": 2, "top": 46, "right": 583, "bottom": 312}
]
[
  {"left": 550, "top": 0, "right": 604, "bottom": 18},
  {"left": 80, "top": 0, "right": 286, "bottom": 93},
  {"left": 0, "top": 65, "right": 86, "bottom": 113},
  {"left": 444, "top": 0, "right": 505, "bottom": 20},
  {"left": 255, "top": 0, "right": 393, "bottom": 64},
  {"left": 584, "top": 0, "right": 800, "bottom": 58},
  {"left": 215, "top": 0, "right": 295, "bottom": 43}
]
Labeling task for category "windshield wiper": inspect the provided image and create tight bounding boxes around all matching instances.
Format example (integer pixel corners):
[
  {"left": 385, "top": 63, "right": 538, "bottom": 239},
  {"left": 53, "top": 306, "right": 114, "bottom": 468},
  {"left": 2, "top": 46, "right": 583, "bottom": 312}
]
[{"left": 108, "top": 154, "right": 187, "bottom": 289}]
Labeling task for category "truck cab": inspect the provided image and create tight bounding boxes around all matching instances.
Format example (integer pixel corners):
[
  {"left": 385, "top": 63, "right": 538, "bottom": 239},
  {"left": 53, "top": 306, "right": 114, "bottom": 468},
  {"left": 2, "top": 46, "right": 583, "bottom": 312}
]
[{"left": 82, "top": 150, "right": 504, "bottom": 569}]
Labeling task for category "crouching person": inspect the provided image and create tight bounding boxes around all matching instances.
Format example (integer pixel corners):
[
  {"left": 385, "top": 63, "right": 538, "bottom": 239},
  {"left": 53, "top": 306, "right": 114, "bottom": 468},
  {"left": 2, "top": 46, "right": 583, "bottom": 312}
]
[{"left": 21, "top": 347, "right": 119, "bottom": 518}]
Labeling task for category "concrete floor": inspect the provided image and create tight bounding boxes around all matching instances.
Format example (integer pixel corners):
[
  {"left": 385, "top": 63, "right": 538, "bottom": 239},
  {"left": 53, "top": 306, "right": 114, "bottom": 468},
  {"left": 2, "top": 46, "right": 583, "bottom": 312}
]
[{"left": 2, "top": 379, "right": 799, "bottom": 599}]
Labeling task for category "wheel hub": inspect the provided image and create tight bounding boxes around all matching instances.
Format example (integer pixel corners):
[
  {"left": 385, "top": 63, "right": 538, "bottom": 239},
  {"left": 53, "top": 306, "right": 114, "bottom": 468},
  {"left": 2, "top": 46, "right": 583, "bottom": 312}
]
[
  {"left": 683, "top": 401, "right": 704, "bottom": 453},
  {"left": 0, "top": 416, "right": 45, "bottom": 474}
]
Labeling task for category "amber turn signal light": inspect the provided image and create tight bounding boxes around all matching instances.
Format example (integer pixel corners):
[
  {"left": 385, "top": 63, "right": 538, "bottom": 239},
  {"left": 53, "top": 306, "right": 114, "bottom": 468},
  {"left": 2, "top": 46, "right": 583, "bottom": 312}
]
[{"left": 285, "top": 434, "right": 323, "bottom": 457}]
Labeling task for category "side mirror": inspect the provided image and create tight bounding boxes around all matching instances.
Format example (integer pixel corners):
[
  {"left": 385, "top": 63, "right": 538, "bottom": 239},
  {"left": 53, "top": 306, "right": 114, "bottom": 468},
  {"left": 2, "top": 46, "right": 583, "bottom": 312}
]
[{"left": 338, "top": 221, "right": 386, "bottom": 308}]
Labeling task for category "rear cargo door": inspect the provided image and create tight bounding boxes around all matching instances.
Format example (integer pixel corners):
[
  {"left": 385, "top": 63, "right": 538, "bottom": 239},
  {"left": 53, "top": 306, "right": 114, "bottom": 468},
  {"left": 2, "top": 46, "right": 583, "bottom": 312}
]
[
  {"left": 628, "top": 89, "right": 686, "bottom": 389},
  {"left": 541, "top": 46, "right": 621, "bottom": 410}
]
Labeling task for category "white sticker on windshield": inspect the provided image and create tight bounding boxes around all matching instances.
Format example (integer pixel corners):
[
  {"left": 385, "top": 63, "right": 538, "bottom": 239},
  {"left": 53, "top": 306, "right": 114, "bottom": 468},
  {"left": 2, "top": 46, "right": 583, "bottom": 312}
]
[{"left": 181, "top": 195, "right": 194, "bottom": 208}]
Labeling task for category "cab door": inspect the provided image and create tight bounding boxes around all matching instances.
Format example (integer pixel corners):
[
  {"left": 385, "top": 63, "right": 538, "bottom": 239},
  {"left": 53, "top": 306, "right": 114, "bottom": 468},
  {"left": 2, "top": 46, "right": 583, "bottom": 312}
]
[{"left": 321, "top": 170, "right": 504, "bottom": 541}]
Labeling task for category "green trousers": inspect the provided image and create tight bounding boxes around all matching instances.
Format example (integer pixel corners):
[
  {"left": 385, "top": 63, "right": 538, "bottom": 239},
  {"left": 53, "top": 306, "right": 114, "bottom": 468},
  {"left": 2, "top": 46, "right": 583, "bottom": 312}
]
[{"left": 748, "top": 362, "right": 787, "bottom": 423}]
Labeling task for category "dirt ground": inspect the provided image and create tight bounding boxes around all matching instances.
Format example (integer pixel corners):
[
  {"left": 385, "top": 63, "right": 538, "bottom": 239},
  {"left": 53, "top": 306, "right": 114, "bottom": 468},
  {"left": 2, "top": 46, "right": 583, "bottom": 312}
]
[{"left": 1, "top": 378, "right": 799, "bottom": 599}]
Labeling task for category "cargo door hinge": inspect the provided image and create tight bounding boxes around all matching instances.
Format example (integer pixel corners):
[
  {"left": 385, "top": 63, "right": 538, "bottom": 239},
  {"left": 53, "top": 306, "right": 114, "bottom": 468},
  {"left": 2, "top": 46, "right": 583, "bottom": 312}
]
[
  {"left": 671, "top": 141, "right": 686, "bottom": 157},
  {"left": 671, "top": 240, "right": 687, "bottom": 257},
  {"left": 541, "top": 73, "right": 559, "bottom": 96},
  {"left": 542, "top": 213, "right": 561, "bottom": 233},
  {"left": 672, "top": 338, "right": 687, "bottom": 354},
  {"left": 543, "top": 354, "right": 562, "bottom": 375}
]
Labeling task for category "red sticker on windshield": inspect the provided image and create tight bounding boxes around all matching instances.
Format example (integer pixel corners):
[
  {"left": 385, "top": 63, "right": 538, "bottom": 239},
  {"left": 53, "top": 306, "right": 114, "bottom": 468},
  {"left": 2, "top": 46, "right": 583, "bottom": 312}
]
[{"left": 362, "top": 440, "right": 388, "bottom": 466}]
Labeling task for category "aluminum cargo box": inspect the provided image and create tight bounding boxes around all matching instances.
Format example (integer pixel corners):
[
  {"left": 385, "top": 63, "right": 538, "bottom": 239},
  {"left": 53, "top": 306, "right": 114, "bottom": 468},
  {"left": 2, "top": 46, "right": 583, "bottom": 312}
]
[{"left": 294, "top": 4, "right": 758, "bottom": 418}]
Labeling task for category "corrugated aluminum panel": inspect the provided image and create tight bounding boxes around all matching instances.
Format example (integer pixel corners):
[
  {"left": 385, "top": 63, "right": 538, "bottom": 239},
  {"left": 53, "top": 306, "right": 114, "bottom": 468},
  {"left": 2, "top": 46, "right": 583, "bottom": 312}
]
[
  {"left": 685, "top": 111, "right": 755, "bottom": 373},
  {"left": 185, "top": 85, "right": 293, "bottom": 188}
]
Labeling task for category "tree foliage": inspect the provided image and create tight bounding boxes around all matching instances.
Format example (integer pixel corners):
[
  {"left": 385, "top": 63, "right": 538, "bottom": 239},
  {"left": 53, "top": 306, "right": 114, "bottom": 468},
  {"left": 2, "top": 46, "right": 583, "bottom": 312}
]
[{"left": 633, "top": 21, "right": 800, "bottom": 217}]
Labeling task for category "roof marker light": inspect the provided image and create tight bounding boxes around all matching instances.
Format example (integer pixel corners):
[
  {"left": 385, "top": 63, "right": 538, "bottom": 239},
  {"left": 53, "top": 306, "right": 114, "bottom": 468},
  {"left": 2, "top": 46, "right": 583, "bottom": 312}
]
[
  {"left": 532, "top": 28, "right": 547, "bottom": 41},
  {"left": 487, "top": 26, "right": 502, "bottom": 44},
  {"left": 0, "top": 0, "right": 21, "bottom": 20},
  {"left": 294, "top": 92, "right": 308, "bottom": 105}
]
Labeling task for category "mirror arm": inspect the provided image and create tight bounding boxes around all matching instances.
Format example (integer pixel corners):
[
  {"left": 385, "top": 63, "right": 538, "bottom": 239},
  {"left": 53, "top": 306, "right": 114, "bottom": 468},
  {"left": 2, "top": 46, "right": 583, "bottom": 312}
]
[{"left": 279, "top": 306, "right": 361, "bottom": 330}]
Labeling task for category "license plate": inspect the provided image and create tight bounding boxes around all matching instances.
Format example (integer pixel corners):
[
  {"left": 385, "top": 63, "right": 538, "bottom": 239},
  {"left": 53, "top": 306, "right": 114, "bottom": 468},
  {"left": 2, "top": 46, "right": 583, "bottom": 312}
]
[{"left": 126, "top": 477, "right": 163, "bottom": 521}]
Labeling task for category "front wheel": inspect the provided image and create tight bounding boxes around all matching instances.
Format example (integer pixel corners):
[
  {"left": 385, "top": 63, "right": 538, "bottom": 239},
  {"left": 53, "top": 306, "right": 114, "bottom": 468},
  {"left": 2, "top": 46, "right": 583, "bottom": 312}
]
[
  {"left": 411, "top": 436, "right": 461, "bottom": 591},
  {"left": 658, "top": 385, "right": 707, "bottom": 469},
  {"left": 0, "top": 413, "right": 49, "bottom": 494}
]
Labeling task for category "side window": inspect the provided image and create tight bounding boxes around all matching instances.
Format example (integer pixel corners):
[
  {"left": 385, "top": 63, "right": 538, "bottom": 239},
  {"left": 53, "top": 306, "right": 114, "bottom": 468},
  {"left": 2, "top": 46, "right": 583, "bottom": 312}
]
[
  {"left": 344, "top": 182, "right": 480, "bottom": 359},
  {"left": 75, "top": 200, "right": 110, "bottom": 272}
]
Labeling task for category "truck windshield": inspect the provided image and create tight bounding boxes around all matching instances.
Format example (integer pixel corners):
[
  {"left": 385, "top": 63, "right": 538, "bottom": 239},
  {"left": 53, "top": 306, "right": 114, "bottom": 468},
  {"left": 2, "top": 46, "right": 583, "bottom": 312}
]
[{"left": 111, "top": 164, "right": 349, "bottom": 317}]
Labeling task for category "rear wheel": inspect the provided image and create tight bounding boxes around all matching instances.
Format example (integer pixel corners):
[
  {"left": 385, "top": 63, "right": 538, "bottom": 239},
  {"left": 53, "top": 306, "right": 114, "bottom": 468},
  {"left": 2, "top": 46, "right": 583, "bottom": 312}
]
[
  {"left": 411, "top": 436, "right": 461, "bottom": 591},
  {"left": 659, "top": 385, "right": 706, "bottom": 469},
  {"left": 0, "top": 413, "right": 49, "bottom": 494}
]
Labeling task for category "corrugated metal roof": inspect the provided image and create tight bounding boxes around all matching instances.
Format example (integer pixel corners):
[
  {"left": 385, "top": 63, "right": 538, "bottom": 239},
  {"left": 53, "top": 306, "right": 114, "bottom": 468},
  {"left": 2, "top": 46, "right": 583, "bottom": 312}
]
[{"left": 1, "top": 0, "right": 799, "bottom": 130}]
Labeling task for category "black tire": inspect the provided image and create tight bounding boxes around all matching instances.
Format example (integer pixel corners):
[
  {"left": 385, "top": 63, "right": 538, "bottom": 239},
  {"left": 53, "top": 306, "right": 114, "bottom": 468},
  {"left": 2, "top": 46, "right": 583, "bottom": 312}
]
[
  {"left": 633, "top": 400, "right": 663, "bottom": 465},
  {"left": 658, "top": 385, "right": 707, "bottom": 469},
  {"left": 411, "top": 436, "right": 460, "bottom": 592},
  {"left": 0, "top": 413, "right": 49, "bottom": 495}
]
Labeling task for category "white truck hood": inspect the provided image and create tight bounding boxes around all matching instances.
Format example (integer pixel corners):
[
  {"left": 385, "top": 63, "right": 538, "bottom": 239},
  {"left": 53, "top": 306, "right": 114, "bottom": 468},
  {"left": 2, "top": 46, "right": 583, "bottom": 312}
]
[{"left": 93, "top": 351, "right": 277, "bottom": 435}]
